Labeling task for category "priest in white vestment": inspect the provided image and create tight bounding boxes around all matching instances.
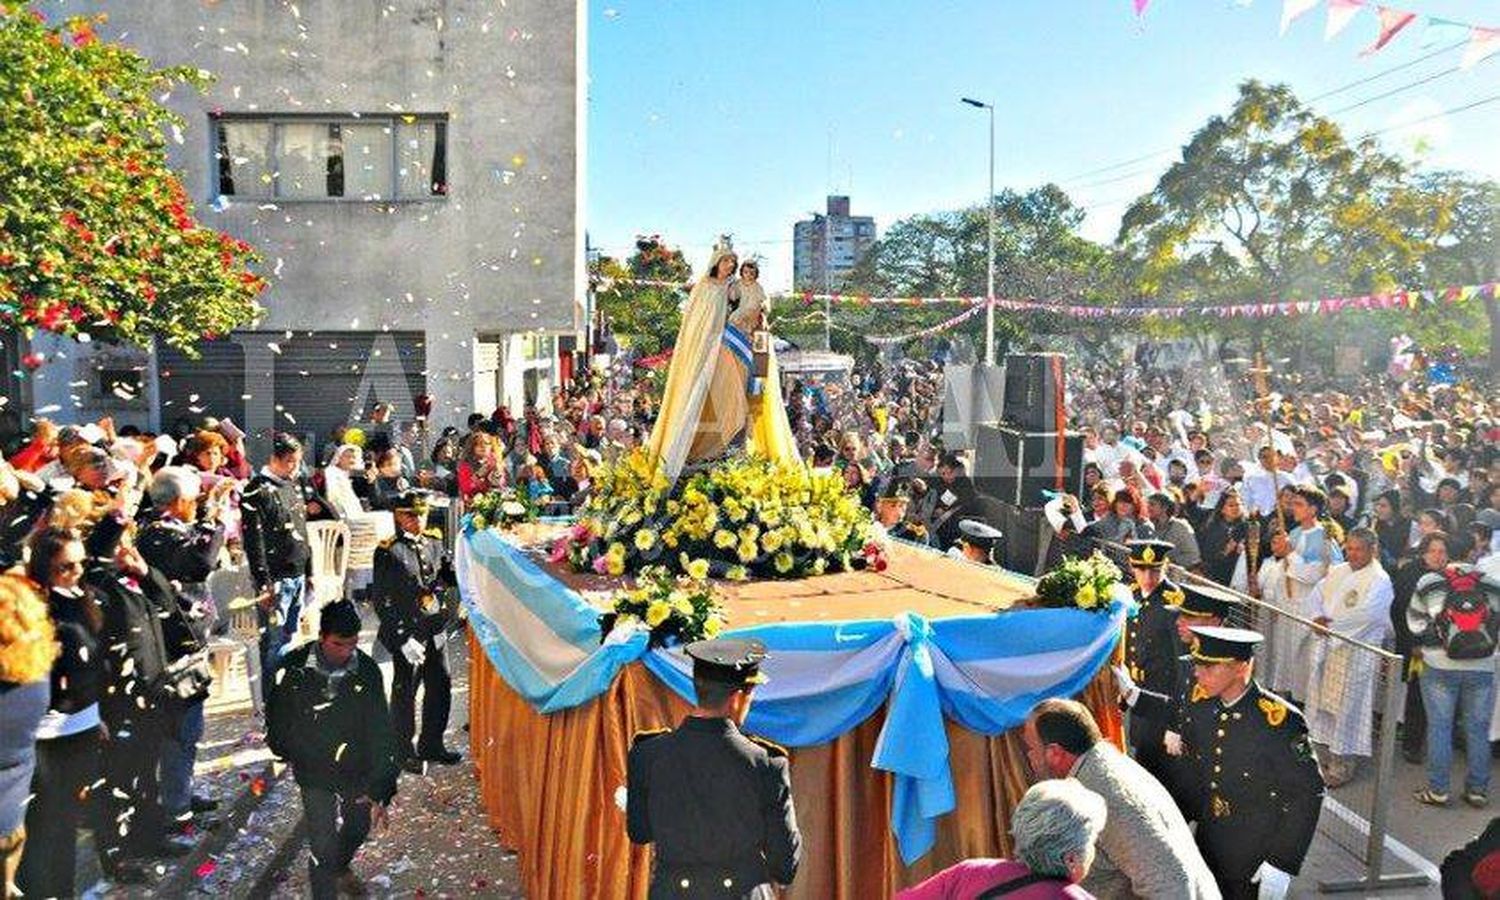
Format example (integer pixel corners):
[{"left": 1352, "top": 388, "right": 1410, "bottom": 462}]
[
  {"left": 1257, "top": 487, "right": 1343, "bottom": 699},
  {"left": 1302, "top": 528, "right": 1393, "bottom": 786}
]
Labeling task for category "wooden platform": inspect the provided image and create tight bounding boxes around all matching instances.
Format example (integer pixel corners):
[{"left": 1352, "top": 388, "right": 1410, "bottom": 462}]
[{"left": 500, "top": 522, "right": 1038, "bottom": 624}]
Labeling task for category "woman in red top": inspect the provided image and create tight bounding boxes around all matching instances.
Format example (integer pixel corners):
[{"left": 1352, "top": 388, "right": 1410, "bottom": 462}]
[{"left": 457, "top": 432, "right": 506, "bottom": 501}]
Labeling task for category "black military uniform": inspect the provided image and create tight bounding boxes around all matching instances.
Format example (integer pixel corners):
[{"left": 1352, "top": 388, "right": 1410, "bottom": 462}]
[
  {"left": 370, "top": 491, "right": 458, "bottom": 768},
  {"left": 1122, "top": 541, "right": 1185, "bottom": 780},
  {"left": 626, "top": 639, "right": 801, "bottom": 899},
  {"left": 1136, "top": 627, "right": 1325, "bottom": 899},
  {"left": 1128, "top": 580, "right": 1241, "bottom": 815},
  {"left": 876, "top": 492, "right": 928, "bottom": 545},
  {"left": 956, "top": 518, "right": 1005, "bottom": 566}
]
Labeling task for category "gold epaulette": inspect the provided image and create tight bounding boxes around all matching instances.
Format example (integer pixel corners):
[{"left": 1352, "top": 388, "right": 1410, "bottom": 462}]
[
  {"left": 378, "top": 537, "right": 396, "bottom": 549},
  {"left": 747, "top": 734, "right": 789, "bottom": 759},
  {"left": 423, "top": 527, "right": 443, "bottom": 539},
  {"left": 631, "top": 728, "right": 670, "bottom": 748},
  {"left": 1190, "top": 684, "right": 1210, "bottom": 703},
  {"left": 1258, "top": 697, "right": 1288, "bottom": 727}
]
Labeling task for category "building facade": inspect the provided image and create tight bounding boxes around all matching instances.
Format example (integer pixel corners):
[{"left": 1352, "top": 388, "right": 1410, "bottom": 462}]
[
  {"left": 791, "top": 195, "right": 875, "bottom": 292},
  {"left": 28, "top": 0, "right": 586, "bottom": 453}
]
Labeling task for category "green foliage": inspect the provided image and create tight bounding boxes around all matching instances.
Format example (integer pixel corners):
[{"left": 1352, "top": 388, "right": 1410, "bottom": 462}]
[
  {"left": 839, "top": 184, "right": 1124, "bottom": 361},
  {"left": 0, "top": 4, "right": 265, "bottom": 351},
  {"left": 1116, "top": 80, "right": 1494, "bottom": 361},
  {"left": 593, "top": 234, "right": 693, "bottom": 356}
]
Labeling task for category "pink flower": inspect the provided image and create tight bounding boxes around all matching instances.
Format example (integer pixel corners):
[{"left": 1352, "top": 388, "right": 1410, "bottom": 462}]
[
  {"left": 548, "top": 537, "right": 569, "bottom": 564},
  {"left": 591, "top": 555, "right": 609, "bottom": 575}
]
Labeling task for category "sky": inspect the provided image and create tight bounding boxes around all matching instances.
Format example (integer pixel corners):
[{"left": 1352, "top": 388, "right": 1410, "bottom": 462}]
[{"left": 586, "top": 0, "right": 1500, "bottom": 292}]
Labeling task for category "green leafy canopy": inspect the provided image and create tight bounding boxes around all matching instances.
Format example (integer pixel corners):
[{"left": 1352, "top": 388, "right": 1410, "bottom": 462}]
[{"left": 0, "top": 3, "right": 264, "bottom": 353}]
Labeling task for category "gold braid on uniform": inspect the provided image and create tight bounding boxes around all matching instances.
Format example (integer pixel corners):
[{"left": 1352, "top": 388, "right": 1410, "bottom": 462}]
[
  {"left": 746, "top": 735, "right": 788, "bottom": 759},
  {"left": 631, "top": 728, "right": 670, "bottom": 748}
]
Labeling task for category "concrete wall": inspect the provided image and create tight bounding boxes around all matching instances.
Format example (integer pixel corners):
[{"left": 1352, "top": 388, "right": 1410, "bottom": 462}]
[{"left": 31, "top": 0, "right": 584, "bottom": 434}]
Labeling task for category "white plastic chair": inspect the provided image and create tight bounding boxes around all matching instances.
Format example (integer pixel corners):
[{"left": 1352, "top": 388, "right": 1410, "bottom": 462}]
[{"left": 303, "top": 520, "right": 350, "bottom": 637}]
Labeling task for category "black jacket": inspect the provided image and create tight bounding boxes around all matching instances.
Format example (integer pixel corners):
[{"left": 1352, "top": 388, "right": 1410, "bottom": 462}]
[
  {"left": 87, "top": 562, "right": 176, "bottom": 727},
  {"left": 370, "top": 531, "right": 455, "bottom": 653},
  {"left": 1139, "top": 680, "right": 1325, "bottom": 883},
  {"left": 137, "top": 515, "right": 225, "bottom": 588},
  {"left": 1124, "top": 578, "right": 1184, "bottom": 752},
  {"left": 44, "top": 587, "right": 103, "bottom": 717},
  {"left": 265, "top": 643, "right": 400, "bottom": 804},
  {"left": 627, "top": 716, "right": 801, "bottom": 898},
  {"left": 241, "top": 471, "right": 324, "bottom": 588}
]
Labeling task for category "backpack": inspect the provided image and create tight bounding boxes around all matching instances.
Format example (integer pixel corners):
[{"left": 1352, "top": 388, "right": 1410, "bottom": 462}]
[{"left": 1419, "top": 566, "right": 1500, "bottom": 661}]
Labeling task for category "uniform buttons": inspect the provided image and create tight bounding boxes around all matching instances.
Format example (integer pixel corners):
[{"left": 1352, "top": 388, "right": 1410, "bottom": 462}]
[
  {"left": 1210, "top": 781, "right": 1218, "bottom": 789},
  {"left": 1217, "top": 729, "right": 1226, "bottom": 737},
  {"left": 723, "top": 879, "right": 734, "bottom": 889},
  {"left": 1213, "top": 765, "right": 1221, "bottom": 773},
  {"left": 1219, "top": 713, "right": 1228, "bottom": 722},
  {"left": 1214, "top": 748, "right": 1222, "bottom": 756},
  {"left": 680, "top": 879, "right": 691, "bottom": 889}
]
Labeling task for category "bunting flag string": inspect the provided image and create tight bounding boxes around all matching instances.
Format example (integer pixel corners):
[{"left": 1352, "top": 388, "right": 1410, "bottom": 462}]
[
  {"left": 1270, "top": 0, "right": 1500, "bottom": 63},
  {"left": 596, "top": 277, "right": 1497, "bottom": 323},
  {"left": 864, "top": 303, "right": 987, "bottom": 346}
]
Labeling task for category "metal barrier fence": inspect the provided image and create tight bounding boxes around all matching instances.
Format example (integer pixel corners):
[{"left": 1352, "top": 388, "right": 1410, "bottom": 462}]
[{"left": 1091, "top": 538, "right": 1431, "bottom": 894}]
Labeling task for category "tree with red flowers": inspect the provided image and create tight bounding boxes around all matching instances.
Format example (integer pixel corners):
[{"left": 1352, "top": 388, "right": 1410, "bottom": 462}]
[{"left": 0, "top": 4, "right": 264, "bottom": 353}]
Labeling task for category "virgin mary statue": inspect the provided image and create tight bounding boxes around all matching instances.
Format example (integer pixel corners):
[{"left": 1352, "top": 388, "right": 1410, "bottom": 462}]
[{"left": 644, "top": 241, "right": 801, "bottom": 482}]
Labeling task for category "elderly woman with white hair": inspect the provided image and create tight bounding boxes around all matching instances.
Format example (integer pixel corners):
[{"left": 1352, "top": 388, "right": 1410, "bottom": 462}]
[
  {"left": 897, "top": 779, "right": 1106, "bottom": 899},
  {"left": 323, "top": 444, "right": 366, "bottom": 518}
]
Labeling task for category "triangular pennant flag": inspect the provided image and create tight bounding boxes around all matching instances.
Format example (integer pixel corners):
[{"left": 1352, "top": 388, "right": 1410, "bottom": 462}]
[
  {"left": 1420, "top": 17, "right": 1470, "bottom": 49},
  {"left": 1134, "top": 0, "right": 1150, "bottom": 16},
  {"left": 1362, "top": 7, "right": 1417, "bottom": 55},
  {"left": 1281, "top": 0, "right": 1320, "bottom": 34},
  {"left": 1325, "top": 0, "right": 1365, "bottom": 40},
  {"left": 1461, "top": 27, "right": 1500, "bottom": 69}
]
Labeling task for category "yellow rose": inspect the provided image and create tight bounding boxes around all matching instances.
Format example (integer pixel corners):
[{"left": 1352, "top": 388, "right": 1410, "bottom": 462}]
[
  {"left": 608, "top": 542, "right": 627, "bottom": 560},
  {"left": 704, "top": 616, "right": 723, "bottom": 637},
  {"left": 1077, "top": 582, "right": 1098, "bottom": 608},
  {"left": 686, "top": 558, "right": 711, "bottom": 581},
  {"left": 634, "top": 529, "right": 657, "bottom": 552},
  {"left": 761, "top": 530, "right": 784, "bottom": 553},
  {"left": 774, "top": 552, "right": 794, "bottom": 574},
  {"left": 725, "top": 565, "right": 748, "bottom": 582},
  {"left": 645, "top": 600, "right": 672, "bottom": 627},
  {"left": 737, "top": 541, "right": 759, "bottom": 563},
  {"left": 714, "top": 529, "right": 738, "bottom": 549},
  {"left": 606, "top": 554, "right": 626, "bottom": 577}
]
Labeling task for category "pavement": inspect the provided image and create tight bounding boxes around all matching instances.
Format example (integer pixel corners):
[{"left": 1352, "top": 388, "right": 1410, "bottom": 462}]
[
  {"left": 68, "top": 608, "right": 521, "bottom": 899},
  {"left": 62, "top": 601, "right": 1494, "bottom": 899}
]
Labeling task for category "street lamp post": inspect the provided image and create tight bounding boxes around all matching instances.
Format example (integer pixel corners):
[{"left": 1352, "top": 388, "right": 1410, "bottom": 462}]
[{"left": 961, "top": 97, "right": 996, "bottom": 367}]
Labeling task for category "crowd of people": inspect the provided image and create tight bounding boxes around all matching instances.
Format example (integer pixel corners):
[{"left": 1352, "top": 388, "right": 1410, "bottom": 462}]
[
  {"left": 1, "top": 338, "right": 1497, "bottom": 897},
  {"left": 0, "top": 410, "right": 467, "bottom": 897}
]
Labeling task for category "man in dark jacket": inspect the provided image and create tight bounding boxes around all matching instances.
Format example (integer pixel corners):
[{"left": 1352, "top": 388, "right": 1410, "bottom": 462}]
[
  {"left": 627, "top": 638, "right": 801, "bottom": 898},
  {"left": 241, "top": 433, "right": 329, "bottom": 687},
  {"left": 267, "top": 600, "right": 399, "bottom": 900},
  {"left": 85, "top": 513, "right": 193, "bottom": 873},
  {"left": 138, "top": 466, "right": 230, "bottom": 835},
  {"left": 370, "top": 491, "right": 458, "bottom": 770}
]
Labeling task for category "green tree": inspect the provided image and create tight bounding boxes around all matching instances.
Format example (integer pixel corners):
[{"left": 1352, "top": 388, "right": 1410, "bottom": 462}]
[
  {"left": 0, "top": 5, "right": 264, "bottom": 351},
  {"left": 591, "top": 234, "right": 692, "bottom": 356},
  {"left": 1117, "top": 80, "right": 1491, "bottom": 373},
  {"left": 839, "top": 185, "right": 1121, "bottom": 362}
]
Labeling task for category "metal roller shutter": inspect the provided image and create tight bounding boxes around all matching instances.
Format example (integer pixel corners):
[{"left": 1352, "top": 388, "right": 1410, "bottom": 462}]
[{"left": 158, "top": 330, "right": 426, "bottom": 458}]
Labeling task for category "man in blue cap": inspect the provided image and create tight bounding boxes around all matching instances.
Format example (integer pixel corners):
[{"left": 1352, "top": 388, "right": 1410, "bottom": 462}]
[
  {"left": 626, "top": 638, "right": 801, "bottom": 898},
  {"left": 1121, "top": 625, "right": 1324, "bottom": 899}
]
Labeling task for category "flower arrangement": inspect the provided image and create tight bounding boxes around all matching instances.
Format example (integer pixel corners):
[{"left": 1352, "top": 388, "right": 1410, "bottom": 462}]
[
  {"left": 550, "top": 448, "right": 882, "bottom": 581},
  {"left": 1033, "top": 551, "right": 1123, "bottom": 612},
  {"left": 598, "top": 565, "right": 726, "bottom": 648},
  {"left": 463, "top": 488, "right": 537, "bottom": 532}
]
